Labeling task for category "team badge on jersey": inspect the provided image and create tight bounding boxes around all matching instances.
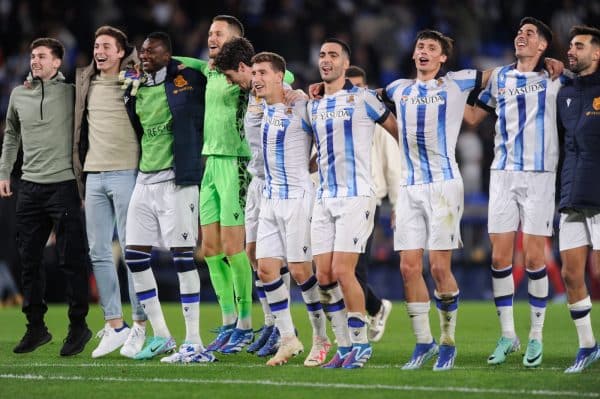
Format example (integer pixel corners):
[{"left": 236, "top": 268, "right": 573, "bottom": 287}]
[
  {"left": 174, "top": 75, "right": 188, "bottom": 88},
  {"left": 347, "top": 94, "right": 355, "bottom": 103},
  {"left": 285, "top": 107, "right": 293, "bottom": 115},
  {"left": 173, "top": 75, "right": 193, "bottom": 95},
  {"left": 593, "top": 97, "right": 600, "bottom": 111}
]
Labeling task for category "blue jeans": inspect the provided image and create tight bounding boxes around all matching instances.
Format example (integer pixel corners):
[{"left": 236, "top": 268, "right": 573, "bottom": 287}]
[{"left": 85, "top": 170, "right": 146, "bottom": 321}]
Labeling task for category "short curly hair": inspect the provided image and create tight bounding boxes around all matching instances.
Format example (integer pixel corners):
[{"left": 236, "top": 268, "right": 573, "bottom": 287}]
[{"left": 214, "top": 37, "right": 255, "bottom": 72}]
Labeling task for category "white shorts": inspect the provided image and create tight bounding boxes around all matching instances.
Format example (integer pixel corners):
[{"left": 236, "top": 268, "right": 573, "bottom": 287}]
[
  {"left": 245, "top": 177, "right": 265, "bottom": 243},
  {"left": 256, "top": 191, "right": 313, "bottom": 262},
  {"left": 559, "top": 209, "right": 600, "bottom": 251},
  {"left": 126, "top": 180, "right": 199, "bottom": 248},
  {"left": 394, "top": 178, "right": 464, "bottom": 251},
  {"left": 488, "top": 170, "right": 555, "bottom": 236},
  {"left": 311, "top": 196, "right": 376, "bottom": 255}
]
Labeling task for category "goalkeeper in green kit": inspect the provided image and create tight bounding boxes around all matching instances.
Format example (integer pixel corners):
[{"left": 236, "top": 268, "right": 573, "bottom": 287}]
[{"left": 175, "top": 15, "right": 255, "bottom": 353}]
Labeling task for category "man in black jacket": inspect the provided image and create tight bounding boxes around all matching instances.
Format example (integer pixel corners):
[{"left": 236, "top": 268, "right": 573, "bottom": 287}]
[
  {"left": 121, "top": 32, "right": 213, "bottom": 363},
  {"left": 557, "top": 25, "right": 600, "bottom": 373}
]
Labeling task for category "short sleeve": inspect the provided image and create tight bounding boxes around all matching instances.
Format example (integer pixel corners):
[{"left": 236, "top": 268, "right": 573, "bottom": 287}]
[
  {"left": 477, "top": 67, "right": 499, "bottom": 111},
  {"left": 363, "top": 89, "right": 390, "bottom": 124},
  {"left": 446, "top": 69, "right": 480, "bottom": 92},
  {"left": 384, "top": 79, "right": 403, "bottom": 102},
  {"left": 294, "top": 100, "right": 312, "bottom": 134}
]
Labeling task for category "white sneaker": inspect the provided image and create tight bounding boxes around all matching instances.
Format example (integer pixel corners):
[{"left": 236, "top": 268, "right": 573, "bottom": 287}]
[
  {"left": 91, "top": 323, "right": 130, "bottom": 358},
  {"left": 119, "top": 323, "right": 146, "bottom": 358},
  {"left": 266, "top": 335, "right": 304, "bottom": 366},
  {"left": 368, "top": 299, "right": 392, "bottom": 342},
  {"left": 304, "top": 335, "right": 332, "bottom": 367},
  {"left": 160, "top": 342, "right": 203, "bottom": 363}
]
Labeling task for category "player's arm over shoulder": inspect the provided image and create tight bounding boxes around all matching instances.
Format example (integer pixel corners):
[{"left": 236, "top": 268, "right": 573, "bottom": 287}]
[
  {"left": 463, "top": 67, "right": 500, "bottom": 127},
  {"left": 463, "top": 100, "right": 491, "bottom": 128},
  {"left": 172, "top": 56, "right": 208, "bottom": 75}
]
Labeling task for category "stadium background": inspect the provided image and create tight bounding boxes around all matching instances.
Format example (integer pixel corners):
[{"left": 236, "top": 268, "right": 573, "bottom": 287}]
[{"left": 1, "top": 0, "right": 600, "bottom": 305}]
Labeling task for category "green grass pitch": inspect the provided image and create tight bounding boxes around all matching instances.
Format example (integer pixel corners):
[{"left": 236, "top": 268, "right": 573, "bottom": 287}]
[{"left": 0, "top": 301, "right": 599, "bottom": 399}]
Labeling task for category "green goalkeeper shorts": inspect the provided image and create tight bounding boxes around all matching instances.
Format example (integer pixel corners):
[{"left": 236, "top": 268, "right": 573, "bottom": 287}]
[{"left": 200, "top": 155, "right": 251, "bottom": 227}]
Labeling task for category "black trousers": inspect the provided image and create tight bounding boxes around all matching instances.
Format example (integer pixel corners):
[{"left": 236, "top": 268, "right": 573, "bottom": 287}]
[
  {"left": 356, "top": 206, "right": 383, "bottom": 317},
  {"left": 16, "top": 180, "right": 89, "bottom": 327}
]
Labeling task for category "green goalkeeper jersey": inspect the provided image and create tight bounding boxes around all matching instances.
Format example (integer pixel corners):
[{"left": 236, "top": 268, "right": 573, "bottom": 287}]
[
  {"left": 173, "top": 57, "right": 294, "bottom": 158},
  {"left": 173, "top": 56, "right": 250, "bottom": 157}
]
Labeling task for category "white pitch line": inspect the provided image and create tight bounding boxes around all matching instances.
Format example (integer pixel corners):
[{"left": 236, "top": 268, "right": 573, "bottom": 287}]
[
  {"left": 0, "top": 373, "right": 597, "bottom": 398},
  {"left": 0, "top": 362, "right": 566, "bottom": 371}
]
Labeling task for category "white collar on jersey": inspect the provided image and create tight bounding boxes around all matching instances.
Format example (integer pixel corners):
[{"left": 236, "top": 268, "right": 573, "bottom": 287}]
[{"left": 144, "top": 66, "right": 167, "bottom": 86}]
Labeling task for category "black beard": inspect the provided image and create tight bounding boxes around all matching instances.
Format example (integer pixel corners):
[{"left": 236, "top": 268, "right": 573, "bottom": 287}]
[{"left": 571, "top": 62, "right": 585, "bottom": 74}]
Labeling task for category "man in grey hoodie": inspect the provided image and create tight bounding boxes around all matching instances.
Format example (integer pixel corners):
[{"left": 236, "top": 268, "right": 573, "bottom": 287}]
[{"left": 0, "top": 37, "right": 91, "bottom": 356}]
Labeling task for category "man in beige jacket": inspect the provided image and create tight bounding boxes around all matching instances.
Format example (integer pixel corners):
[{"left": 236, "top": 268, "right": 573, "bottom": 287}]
[{"left": 72, "top": 26, "right": 146, "bottom": 358}]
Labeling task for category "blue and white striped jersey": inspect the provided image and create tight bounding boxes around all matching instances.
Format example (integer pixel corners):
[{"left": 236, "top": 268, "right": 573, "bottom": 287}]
[
  {"left": 385, "top": 69, "right": 480, "bottom": 186},
  {"left": 245, "top": 94, "right": 265, "bottom": 179},
  {"left": 245, "top": 84, "right": 293, "bottom": 179},
  {"left": 478, "top": 65, "right": 569, "bottom": 172},
  {"left": 261, "top": 100, "right": 313, "bottom": 199},
  {"left": 309, "top": 81, "right": 390, "bottom": 198}
]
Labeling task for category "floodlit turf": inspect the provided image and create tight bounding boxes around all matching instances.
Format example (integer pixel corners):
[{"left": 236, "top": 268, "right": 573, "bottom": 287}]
[{"left": 0, "top": 301, "right": 599, "bottom": 399}]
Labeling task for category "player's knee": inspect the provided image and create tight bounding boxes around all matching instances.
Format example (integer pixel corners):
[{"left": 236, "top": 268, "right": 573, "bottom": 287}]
[
  {"left": 561, "top": 265, "right": 577, "bottom": 288},
  {"left": 524, "top": 253, "right": 545, "bottom": 269},
  {"left": 430, "top": 262, "right": 449, "bottom": 281},
  {"left": 222, "top": 239, "right": 244, "bottom": 256},
  {"left": 315, "top": 269, "right": 333, "bottom": 285},
  {"left": 331, "top": 263, "right": 349, "bottom": 283},
  {"left": 400, "top": 260, "right": 421, "bottom": 281},
  {"left": 257, "top": 266, "right": 277, "bottom": 283},
  {"left": 290, "top": 268, "right": 310, "bottom": 285},
  {"left": 201, "top": 238, "right": 221, "bottom": 256},
  {"left": 491, "top": 252, "right": 511, "bottom": 268}
]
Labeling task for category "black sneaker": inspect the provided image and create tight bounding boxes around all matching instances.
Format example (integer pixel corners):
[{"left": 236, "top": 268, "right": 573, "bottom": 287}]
[
  {"left": 13, "top": 324, "right": 52, "bottom": 353},
  {"left": 60, "top": 325, "right": 92, "bottom": 356}
]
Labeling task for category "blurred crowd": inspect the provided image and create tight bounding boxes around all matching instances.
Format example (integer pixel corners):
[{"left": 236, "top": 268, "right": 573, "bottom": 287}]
[
  {"left": 1, "top": 0, "right": 600, "bottom": 302},
  {"left": 1, "top": 0, "right": 600, "bottom": 186}
]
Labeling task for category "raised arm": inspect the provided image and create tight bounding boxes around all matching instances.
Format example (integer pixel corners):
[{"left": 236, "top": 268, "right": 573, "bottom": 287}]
[{"left": 464, "top": 68, "right": 496, "bottom": 128}]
